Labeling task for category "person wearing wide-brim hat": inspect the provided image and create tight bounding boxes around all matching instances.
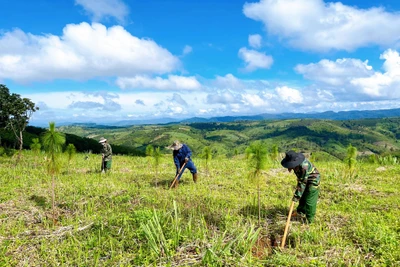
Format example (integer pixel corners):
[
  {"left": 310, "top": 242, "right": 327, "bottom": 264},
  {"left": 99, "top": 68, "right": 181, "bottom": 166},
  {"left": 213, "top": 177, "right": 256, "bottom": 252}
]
[
  {"left": 99, "top": 137, "right": 112, "bottom": 173},
  {"left": 281, "top": 150, "right": 320, "bottom": 223},
  {"left": 168, "top": 140, "right": 198, "bottom": 188}
]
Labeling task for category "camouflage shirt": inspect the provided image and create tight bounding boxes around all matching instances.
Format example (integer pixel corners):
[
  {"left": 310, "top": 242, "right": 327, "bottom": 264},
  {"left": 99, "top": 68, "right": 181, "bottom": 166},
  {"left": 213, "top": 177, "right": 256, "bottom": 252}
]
[
  {"left": 101, "top": 143, "right": 112, "bottom": 161},
  {"left": 293, "top": 159, "right": 320, "bottom": 200}
]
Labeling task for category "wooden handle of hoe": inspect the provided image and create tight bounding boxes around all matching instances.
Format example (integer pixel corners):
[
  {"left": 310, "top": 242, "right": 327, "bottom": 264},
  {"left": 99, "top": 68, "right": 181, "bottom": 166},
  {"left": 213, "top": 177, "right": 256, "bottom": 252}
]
[
  {"left": 281, "top": 201, "right": 295, "bottom": 249},
  {"left": 169, "top": 162, "right": 187, "bottom": 189}
]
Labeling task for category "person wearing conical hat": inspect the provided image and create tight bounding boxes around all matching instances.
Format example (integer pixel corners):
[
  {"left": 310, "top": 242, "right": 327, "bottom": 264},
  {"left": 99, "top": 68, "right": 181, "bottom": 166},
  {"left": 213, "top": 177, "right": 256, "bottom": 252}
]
[
  {"left": 281, "top": 150, "right": 320, "bottom": 223},
  {"left": 99, "top": 137, "right": 112, "bottom": 173},
  {"left": 168, "top": 140, "right": 198, "bottom": 188}
]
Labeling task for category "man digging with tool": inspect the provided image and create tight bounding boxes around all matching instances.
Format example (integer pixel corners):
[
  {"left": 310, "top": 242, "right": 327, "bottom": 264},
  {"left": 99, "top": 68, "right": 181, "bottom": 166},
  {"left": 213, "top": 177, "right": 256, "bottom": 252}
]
[
  {"left": 281, "top": 150, "right": 320, "bottom": 223},
  {"left": 99, "top": 137, "right": 112, "bottom": 173},
  {"left": 168, "top": 140, "right": 198, "bottom": 188}
]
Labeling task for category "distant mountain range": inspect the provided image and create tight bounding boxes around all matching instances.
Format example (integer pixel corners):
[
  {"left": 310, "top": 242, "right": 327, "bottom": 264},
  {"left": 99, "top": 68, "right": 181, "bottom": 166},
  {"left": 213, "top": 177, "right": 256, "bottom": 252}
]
[{"left": 33, "top": 108, "right": 400, "bottom": 127}]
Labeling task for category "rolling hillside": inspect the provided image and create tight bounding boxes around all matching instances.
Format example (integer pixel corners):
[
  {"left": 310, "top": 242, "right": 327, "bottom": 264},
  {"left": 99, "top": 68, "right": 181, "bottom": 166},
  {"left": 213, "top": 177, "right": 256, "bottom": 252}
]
[{"left": 58, "top": 118, "right": 400, "bottom": 160}]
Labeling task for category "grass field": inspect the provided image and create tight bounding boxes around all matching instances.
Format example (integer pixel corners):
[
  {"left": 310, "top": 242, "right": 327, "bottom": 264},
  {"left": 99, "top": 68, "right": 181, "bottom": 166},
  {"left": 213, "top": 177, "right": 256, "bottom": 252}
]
[{"left": 0, "top": 151, "right": 399, "bottom": 266}]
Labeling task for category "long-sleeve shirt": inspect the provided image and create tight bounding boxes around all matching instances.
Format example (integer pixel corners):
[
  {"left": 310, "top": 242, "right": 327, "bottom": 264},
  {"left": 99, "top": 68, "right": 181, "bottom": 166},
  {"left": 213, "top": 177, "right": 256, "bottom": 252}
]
[
  {"left": 101, "top": 143, "right": 112, "bottom": 161},
  {"left": 293, "top": 159, "right": 320, "bottom": 200},
  {"left": 173, "top": 144, "right": 192, "bottom": 171}
]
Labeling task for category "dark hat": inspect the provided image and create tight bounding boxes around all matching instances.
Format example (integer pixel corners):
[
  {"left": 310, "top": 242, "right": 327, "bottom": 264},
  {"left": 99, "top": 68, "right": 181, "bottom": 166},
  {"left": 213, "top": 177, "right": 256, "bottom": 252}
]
[
  {"left": 281, "top": 150, "right": 305, "bottom": 168},
  {"left": 168, "top": 140, "right": 183, "bottom": 150}
]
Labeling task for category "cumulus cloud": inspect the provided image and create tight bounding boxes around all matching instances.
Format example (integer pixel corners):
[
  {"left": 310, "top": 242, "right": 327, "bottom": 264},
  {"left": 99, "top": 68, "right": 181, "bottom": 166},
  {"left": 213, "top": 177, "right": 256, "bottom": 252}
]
[
  {"left": 135, "top": 99, "right": 145, "bottom": 106},
  {"left": 182, "top": 45, "right": 193, "bottom": 55},
  {"left": 116, "top": 75, "right": 201, "bottom": 90},
  {"left": 243, "top": 0, "right": 400, "bottom": 52},
  {"left": 0, "top": 22, "right": 180, "bottom": 83},
  {"left": 68, "top": 91, "right": 121, "bottom": 111},
  {"left": 351, "top": 49, "right": 400, "bottom": 97},
  {"left": 170, "top": 93, "right": 188, "bottom": 107},
  {"left": 295, "top": 58, "right": 373, "bottom": 86},
  {"left": 275, "top": 86, "right": 304, "bottom": 104},
  {"left": 75, "top": 0, "right": 129, "bottom": 23},
  {"left": 206, "top": 90, "right": 241, "bottom": 105},
  {"left": 248, "top": 34, "right": 262, "bottom": 49},
  {"left": 296, "top": 49, "right": 400, "bottom": 99},
  {"left": 238, "top": 47, "right": 273, "bottom": 72}
]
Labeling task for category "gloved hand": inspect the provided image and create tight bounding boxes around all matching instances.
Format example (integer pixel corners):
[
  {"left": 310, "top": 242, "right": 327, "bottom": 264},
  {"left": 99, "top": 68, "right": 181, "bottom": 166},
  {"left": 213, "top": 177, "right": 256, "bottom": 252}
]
[
  {"left": 292, "top": 195, "right": 300, "bottom": 202},
  {"left": 184, "top": 157, "right": 189, "bottom": 163}
]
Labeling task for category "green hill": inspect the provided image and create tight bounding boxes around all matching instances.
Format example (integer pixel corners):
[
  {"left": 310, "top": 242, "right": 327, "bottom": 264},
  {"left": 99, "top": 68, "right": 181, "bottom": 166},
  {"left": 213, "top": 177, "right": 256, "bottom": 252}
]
[{"left": 57, "top": 118, "right": 400, "bottom": 160}]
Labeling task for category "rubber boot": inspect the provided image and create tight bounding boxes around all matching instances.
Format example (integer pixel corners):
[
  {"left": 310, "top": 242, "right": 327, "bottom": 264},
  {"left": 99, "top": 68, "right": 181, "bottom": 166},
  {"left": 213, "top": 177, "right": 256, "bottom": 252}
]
[{"left": 192, "top": 173, "right": 198, "bottom": 183}]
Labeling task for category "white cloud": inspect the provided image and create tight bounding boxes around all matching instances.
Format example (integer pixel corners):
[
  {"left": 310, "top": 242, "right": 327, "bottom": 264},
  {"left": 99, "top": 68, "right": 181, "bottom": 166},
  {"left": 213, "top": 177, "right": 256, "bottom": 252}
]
[
  {"left": 295, "top": 58, "right": 373, "bottom": 86},
  {"left": 182, "top": 45, "right": 193, "bottom": 55},
  {"left": 206, "top": 90, "right": 241, "bottom": 105},
  {"left": 248, "top": 34, "right": 262, "bottom": 49},
  {"left": 116, "top": 75, "right": 201, "bottom": 90},
  {"left": 243, "top": 0, "right": 400, "bottom": 52},
  {"left": 351, "top": 49, "right": 400, "bottom": 97},
  {"left": 242, "top": 93, "right": 265, "bottom": 107},
  {"left": 0, "top": 22, "right": 180, "bottom": 83},
  {"left": 238, "top": 47, "right": 273, "bottom": 72},
  {"left": 296, "top": 49, "right": 400, "bottom": 99},
  {"left": 275, "top": 86, "right": 304, "bottom": 104},
  {"left": 75, "top": 0, "right": 129, "bottom": 23}
]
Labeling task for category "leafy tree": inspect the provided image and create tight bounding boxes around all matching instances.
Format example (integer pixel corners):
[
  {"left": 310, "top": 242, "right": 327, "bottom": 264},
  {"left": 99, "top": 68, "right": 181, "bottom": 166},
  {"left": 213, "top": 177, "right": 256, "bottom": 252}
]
[
  {"left": 0, "top": 84, "right": 39, "bottom": 161},
  {"left": 245, "top": 141, "right": 267, "bottom": 224},
  {"left": 42, "top": 122, "right": 66, "bottom": 224}
]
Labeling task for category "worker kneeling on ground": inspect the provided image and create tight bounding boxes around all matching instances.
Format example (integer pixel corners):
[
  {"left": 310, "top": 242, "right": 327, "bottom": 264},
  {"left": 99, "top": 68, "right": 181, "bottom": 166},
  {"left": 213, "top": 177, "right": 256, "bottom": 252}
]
[
  {"left": 168, "top": 140, "right": 198, "bottom": 188},
  {"left": 281, "top": 151, "right": 321, "bottom": 223}
]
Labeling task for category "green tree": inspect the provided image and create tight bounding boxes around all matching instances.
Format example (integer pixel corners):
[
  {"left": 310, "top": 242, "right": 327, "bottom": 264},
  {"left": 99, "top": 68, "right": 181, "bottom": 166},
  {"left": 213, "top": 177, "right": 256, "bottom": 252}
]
[
  {"left": 42, "top": 122, "right": 66, "bottom": 224},
  {"left": 0, "top": 84, "right": 39, "bottom": 161},
  {"left": 245, "top": 141, "right": 267, "bottom": 224}
]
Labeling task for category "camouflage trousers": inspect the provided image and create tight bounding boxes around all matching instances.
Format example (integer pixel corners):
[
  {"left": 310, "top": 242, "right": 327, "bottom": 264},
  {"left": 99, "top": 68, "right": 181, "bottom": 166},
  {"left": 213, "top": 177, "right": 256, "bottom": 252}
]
[
  {"left": 101, "top": 159, "right": 112, "bottom": 172},
  {"left": 297, "top": 185, "right": 319, "bottom": 223}
]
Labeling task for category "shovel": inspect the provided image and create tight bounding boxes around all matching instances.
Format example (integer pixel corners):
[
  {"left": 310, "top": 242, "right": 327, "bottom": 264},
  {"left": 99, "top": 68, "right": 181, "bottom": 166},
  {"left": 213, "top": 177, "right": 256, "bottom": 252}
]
[
  {"left": 281, "top": 201, "right": 295, "bottom": 249},
  {"left": 169, "top": 162, "right": 187, "bottom": 189}
]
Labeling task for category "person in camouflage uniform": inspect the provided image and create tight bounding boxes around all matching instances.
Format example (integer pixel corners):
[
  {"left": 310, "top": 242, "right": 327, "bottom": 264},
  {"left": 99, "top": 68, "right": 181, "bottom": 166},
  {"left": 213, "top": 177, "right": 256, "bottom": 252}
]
[
  {"left": 281, "top": 150, "right": 320, "bottom": 223},
  {"left": 99, "top": 137, "right": 112, "bottom": 173}
]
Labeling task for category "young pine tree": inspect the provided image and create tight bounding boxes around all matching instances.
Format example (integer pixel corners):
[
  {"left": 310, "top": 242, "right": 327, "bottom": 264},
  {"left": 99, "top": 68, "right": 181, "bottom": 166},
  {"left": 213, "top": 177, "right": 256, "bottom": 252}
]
[
  {"left": 344, "top": 144, "right": 357, "bottom": 177},
  {"left": 245, "top": 141, "right": 267, "bottom": 225},
  {"left": 65, "top": 143, "right": 76, "bottom": 173},
  {"left": 42, "top": 122, "right": 65, "bottom": 224},
  {"left": 30, "top": 138, "right": 41, "bottom": 166},
  {"left": 201, "top": 146, "right": 212, "bottom": 174}
]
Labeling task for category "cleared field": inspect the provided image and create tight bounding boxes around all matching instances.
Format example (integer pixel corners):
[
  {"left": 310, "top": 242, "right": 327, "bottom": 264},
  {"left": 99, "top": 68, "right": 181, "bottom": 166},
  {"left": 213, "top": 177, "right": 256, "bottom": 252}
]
[{"left": 0, "top": 151, "right": 399, "bottom": 266}]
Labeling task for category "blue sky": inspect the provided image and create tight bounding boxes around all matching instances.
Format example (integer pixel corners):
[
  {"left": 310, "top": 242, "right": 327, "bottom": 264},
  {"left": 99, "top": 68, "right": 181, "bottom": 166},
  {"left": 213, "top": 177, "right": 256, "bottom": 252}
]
[{"left": 1, "top": 0, "right": 400, "bottom": 126}]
